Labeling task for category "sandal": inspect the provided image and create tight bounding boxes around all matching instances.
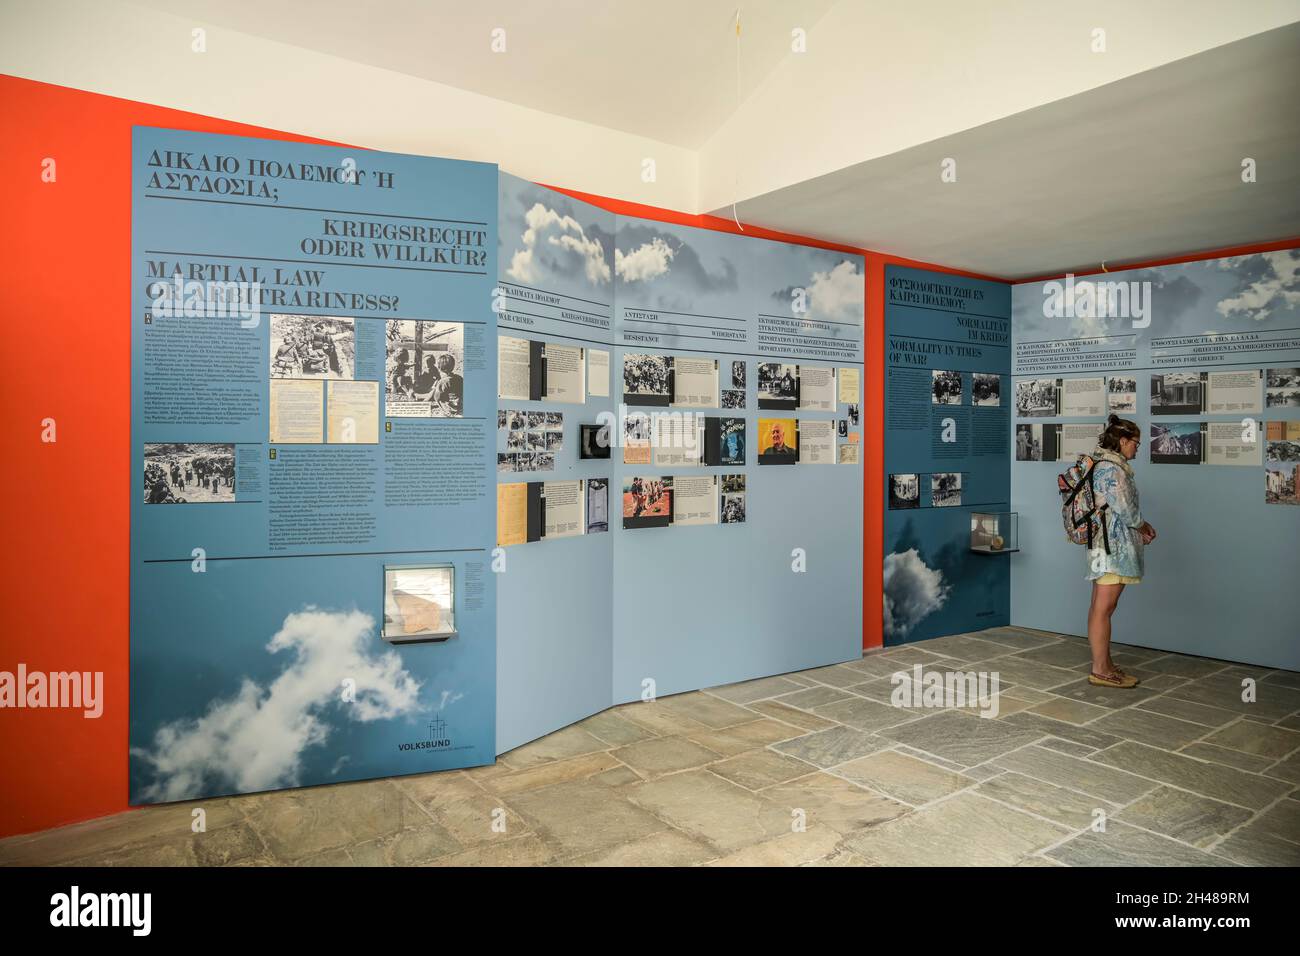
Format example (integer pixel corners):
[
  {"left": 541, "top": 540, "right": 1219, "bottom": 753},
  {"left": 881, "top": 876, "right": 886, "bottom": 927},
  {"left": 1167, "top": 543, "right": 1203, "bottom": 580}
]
[{"left": 1088, "top": 667, "right": 1140, "bottom": 689}]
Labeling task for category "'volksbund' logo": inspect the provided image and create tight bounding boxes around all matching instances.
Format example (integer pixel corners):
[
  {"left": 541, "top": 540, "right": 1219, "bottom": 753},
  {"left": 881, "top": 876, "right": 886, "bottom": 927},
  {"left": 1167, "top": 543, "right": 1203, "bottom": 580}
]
[{"left": 398, "top": 716, "right": 452, "bottom": 753}]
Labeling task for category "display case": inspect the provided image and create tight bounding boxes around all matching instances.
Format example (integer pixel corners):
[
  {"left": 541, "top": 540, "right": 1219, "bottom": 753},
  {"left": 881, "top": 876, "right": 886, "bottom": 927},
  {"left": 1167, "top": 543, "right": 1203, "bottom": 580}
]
[
  {"left": 382, "top": 564, "right": 457, "bottom": 643},
  {"left": 970, "top": 512, "right": 1019, "bottom": 554}
]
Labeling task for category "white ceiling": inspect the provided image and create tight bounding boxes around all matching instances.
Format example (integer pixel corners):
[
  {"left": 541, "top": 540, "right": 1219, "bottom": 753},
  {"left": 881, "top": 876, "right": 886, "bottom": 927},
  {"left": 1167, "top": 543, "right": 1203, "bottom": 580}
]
[
  {"left": 117, "top": 2, "right": 1300, "bottom": 277},
  {"left": 717, "top": 23, "right": 1300, "bottom": 278},
  {"left": 126, "top": 0, "right": 838, "bottom": 148}
]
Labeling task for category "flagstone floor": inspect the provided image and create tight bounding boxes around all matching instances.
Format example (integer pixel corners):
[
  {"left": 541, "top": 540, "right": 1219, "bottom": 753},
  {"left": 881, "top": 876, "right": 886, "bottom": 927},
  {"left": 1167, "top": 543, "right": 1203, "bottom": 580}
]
[{"left": 3, "top": 626, "right": 1298, "bottom": 867}]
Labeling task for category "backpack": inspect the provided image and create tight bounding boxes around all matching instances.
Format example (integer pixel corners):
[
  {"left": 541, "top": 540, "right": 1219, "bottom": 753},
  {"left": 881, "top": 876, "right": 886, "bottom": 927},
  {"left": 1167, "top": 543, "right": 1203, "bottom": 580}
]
[{"left": 1058, "top": 454, "right": 1110, "bottom": 552}]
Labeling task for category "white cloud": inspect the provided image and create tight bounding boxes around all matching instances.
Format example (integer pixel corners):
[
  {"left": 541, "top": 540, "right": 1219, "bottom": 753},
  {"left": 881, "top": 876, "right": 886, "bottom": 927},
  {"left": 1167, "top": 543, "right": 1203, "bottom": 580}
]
[
  {"left": 1215, "top": 251, "right": 1300, "bottom": 321},
  {"left": 615, "top": 237, "right": 675, "bottom": 283},
  {"left": 882, "top": 549, "right": 950, "bottom": 638},
  {"left": 132, "top": 608, "right": 423, "bottom": 802},
  {"left": 807, "top": 259, "right": 864, "bottom": 323},
  {"left": 507, "top": 202, "right": 610, "bottom": 286}
]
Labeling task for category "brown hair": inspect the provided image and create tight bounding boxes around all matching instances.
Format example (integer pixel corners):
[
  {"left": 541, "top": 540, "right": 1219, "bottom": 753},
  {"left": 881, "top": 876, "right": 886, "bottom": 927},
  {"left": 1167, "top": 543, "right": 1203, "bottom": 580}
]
[{"left": 1099, "top": 414, "right": 1140, "bottom": 452}]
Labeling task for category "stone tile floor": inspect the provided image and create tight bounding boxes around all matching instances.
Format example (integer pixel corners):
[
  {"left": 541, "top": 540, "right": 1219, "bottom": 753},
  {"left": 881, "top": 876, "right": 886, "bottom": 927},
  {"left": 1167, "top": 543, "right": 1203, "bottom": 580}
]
[{"left": 3, "top": 626, "right": 1298, "bottom": 866}]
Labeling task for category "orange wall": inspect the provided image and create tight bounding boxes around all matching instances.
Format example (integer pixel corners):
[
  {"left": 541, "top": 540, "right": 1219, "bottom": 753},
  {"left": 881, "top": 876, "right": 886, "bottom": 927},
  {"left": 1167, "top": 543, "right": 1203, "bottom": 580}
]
[
  {"left": 0, "top": 74, "right": 347, "bottom": 838},
  {"left": 0, "top": 72, "right": 1001, "bottom": 839}
]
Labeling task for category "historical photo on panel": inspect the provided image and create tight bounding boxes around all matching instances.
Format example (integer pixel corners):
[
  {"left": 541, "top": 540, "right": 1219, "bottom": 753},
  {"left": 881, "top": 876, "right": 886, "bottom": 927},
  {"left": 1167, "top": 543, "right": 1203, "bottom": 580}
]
[
  {"left": 721, "top": 473, "right": 746, "bottom": 524},
  {"left": 143, "top": 443, "right": 235, "bottom": 504},
  {"left": 847, "top": 403, "right": 859, "bottom": 425},
  {"left": 622, "top": 475, "right": 673, "bottom": 529},
  {"left": 1266, "top": 421, "right": 1300, "bottom": 464},
  {"left": 1107, "top": 376, "right": 1137, "bottom": 413},
  {"left": 757, "top": 362, "right": 799, "bottom": 409},
  {"left": 721, "top": 389, "right": 746, "bottom": 409},
  {"left": 1150, "top": 422, "right": 1203, "bottom": 464},
  {"left": 1015, "top": 378, "right": 1058, "bottom": 417},
  {"left": 1015, "top": 424, "right": 1043, "bottom": 461},
  {"left": 888, "top": 473, "right": 920, "bottom": 510},
  {"left": 971, "top": 373, "right": 1001, "bottom": 407},
  {"left": 623, "top": 353, "right": 673, "bottom": 404},
  {"left": 931, "top": 370, "right": 963, "bottom": 405},
  {"left": 1150, "top": 371, "right": 1204, "bottom": 416},
  {"left": 385, "top": 319, "right": 464, "bottom": 417},
  {"left": 1266, "top": 368, "right": 1300, "bottom": 408},
  {"left": 586, "top": 477, "right": 609, "bottom": 534},
  {"left": 757, "top": 417, "right": 798, "bottom": 464},
  {"left": 731, "top": 360, "right": 746, "bottom": 389},
  {"left": 269, "top": 314, "right": 355, "bottom": 379},
  {"left": 931, "top": 472, "right": 962, "bottom": 507}
]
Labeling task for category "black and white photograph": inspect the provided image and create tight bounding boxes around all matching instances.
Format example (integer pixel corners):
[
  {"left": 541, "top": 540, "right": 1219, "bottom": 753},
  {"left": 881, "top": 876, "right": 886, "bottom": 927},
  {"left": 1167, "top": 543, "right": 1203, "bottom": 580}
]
[
  {"left": 1266, "top": 438, "right": 1300, "bottom": 463},
  {"left": 497, "top": 453, "right": 515, "bottom": 473},
  {"left": 623, "top": 353, "right": 673, "bottom": 405},
  {"left": 385, "top": 319, "right": 464, "bottom": 417},
  {"left": 720, "top": 473, "right": 746, "bottom": 524},
  {"left": 847, "top": 403, "right": 859, "bottom": 426},
  {"left": 526, "top": 429, "right": 546, "bottom": 451},
  {"left": 1015, "top": 378, "right": 1059, "bottom": 417},
  {"left": 506, "top": 429, "right": 526, "bottom": 451},
  {"left": 731, "top": 360, "right": 746, "bottom": 389},
  {"left": 931, "top": 471, "right": 962, "bottom": 507},
  {"left": 837, "top": 419, "right": 849, "bottom": 438},
  {"left": 545, "top": 411, "right": 563, "bottom": 428},
  {"left": 497, "top": 409, "right": 507, "bottom": 430},
  {"left": 1266, "top": 367, "right": 1300, "bottom": 408},
  {"left": 545, "top": 431, "right": 563, "bottom": 451},
  {"left": 527, "top": 411, "right": 545, "bottom": 429},
  {"left": 1150, "top": 422, "right": 1204, "bottom": 464},
  {"left": 888, "top": 473, "right": 920, "bottom": 510},
  {"left": 269, "top": 314, "right": 355, "bottom": 380},
  {"left": 143, "top": 443, "right": 235, "bottom": 504},
  {"left": 1015, "top": 424, "right": 1043, "bottom": 461},
  {"left": 1107, "top": 376, "right": 1137, "bottom": 413},
  {"left": 721, "top": 388, "right": 746, "bottom": 409},
  {"left": 507, "top": 409, "right": 527, "bottom": 431},
  {"left": 1150, "top": 371, "right": 1205, "bottom": 416},
  {"left": 757, "top": 362, "right": 799, "bottom": 410},
  {"left": 579, "top": 423, "right": 612, "bottom": 459},
  {"left": 971, "top": 373, "right": 1001, "bottom": 407},
  {"left": 586, "top": 477, "right": 609, "bottom": 533},
  {"left": 931, "top": 369, "right": 963, "bottom": 405}
]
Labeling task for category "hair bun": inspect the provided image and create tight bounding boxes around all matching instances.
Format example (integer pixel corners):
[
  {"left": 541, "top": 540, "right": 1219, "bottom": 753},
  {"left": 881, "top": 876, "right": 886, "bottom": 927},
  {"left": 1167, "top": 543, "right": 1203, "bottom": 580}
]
[{"left": 1107, "top": 413, "right": 1119, "bottom": 425}]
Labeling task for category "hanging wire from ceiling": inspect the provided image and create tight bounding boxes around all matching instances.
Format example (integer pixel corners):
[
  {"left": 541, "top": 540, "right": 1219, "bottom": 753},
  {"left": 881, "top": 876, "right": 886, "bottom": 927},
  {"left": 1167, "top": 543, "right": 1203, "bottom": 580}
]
[{"left": 732, "top": 7, "right": 745, "bottom": 232}]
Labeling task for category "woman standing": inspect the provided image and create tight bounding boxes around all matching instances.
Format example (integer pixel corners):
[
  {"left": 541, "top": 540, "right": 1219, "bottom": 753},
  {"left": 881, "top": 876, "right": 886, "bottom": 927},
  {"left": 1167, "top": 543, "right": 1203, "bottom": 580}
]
[{"left": 1086, "top": 415, "right": 1157, "bottom": 688}]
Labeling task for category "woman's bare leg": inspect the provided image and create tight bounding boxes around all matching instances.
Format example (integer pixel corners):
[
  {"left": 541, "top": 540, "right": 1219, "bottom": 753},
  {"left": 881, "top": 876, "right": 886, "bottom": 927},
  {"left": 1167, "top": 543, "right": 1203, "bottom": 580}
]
[{"left": 1087, "top": 581, "right": 1125, "bottom": 675}]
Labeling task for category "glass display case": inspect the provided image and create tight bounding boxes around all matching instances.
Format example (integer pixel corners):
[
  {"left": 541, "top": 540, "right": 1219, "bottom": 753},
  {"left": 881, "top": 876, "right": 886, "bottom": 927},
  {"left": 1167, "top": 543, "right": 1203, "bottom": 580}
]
[
  {"left": 970, "top": 512, "right": 1019, "bottom": 554},
  {"left": 382, "top": 564, "right": 457, "bottom": 643}
]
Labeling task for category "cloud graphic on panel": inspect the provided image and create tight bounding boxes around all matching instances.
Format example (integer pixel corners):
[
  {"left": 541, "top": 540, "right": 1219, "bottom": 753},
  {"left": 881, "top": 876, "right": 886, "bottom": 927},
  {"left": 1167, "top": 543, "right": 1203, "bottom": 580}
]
[
  {"left": 616, "top": 236, "right": 676, "bottom": 283},
  {"left": 807, "top": 260, "right": 864, "bottom": 323},
  {"left": 131, "top": 608, "right": 422, "bottom": 802},
  {"left": 508, "top": 202, "right": 611, "bottom": 286},
  {"left": 1214, "top": 250, "right": 1300, "bottom": 321},
  {"left": 882, "top": 548, "right": 951, "bottom": 638},
  {"left": 615, "top": 224, "right": 739, "bottom": 292}
]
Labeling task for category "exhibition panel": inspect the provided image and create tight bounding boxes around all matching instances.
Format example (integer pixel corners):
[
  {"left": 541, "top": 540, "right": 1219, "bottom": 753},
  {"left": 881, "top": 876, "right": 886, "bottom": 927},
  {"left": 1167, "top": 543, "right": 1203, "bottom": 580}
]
[
  {"left": 1010, "top": 250, "right": 1300, "bottom": 670},
  {"left": 882, "top": 267, "right": 1013, "bottom": 644},
  {"left": 610, "top": 219, "right": 866, "bottom": 700},
  {"left": 493, "top": 188, "right": 867, "bottom": 744},
  {"left": 129, "top": 128, "right": 501, "bottom": 802},
  {"left": 494, "top": 175, "right": 617, "bottom": 752}
]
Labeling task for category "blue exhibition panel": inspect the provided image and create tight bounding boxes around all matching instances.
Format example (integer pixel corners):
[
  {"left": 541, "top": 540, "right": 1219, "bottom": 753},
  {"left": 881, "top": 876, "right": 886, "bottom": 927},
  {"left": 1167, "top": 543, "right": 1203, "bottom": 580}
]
[{"left": 130, "top": 128, "right": 499, "bottom": 803}]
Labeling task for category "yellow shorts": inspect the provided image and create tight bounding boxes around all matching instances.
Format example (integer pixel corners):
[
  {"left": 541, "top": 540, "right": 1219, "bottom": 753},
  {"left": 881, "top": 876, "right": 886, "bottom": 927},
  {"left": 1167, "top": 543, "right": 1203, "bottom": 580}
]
[{"left": 1096, "top": 574, "right": 1140, "bottom": 585}]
